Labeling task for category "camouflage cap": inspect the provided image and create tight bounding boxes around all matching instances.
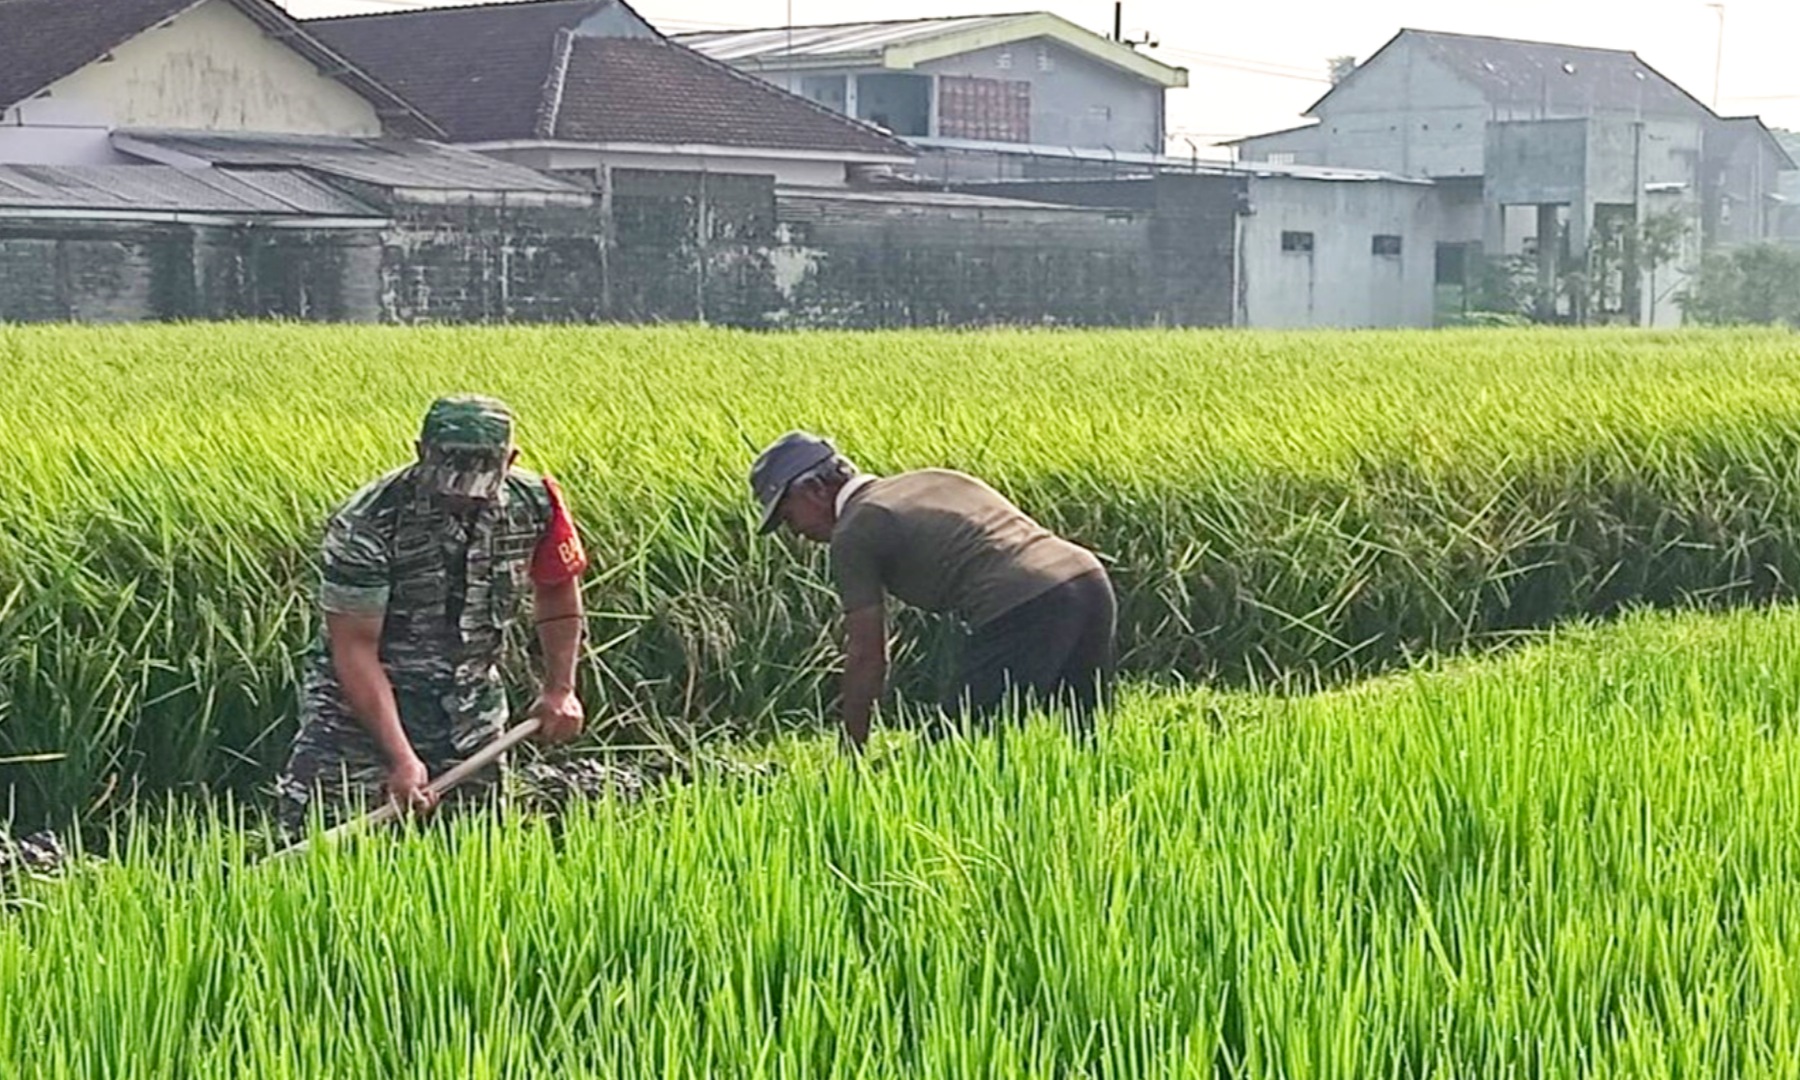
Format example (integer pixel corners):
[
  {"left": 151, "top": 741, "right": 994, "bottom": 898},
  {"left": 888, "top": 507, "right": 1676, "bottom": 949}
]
[{"left": 420, "top": 395, "right": 514, "bottom": 448}]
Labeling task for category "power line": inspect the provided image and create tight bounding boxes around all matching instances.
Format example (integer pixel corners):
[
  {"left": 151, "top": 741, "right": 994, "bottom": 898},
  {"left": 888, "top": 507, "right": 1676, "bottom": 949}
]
[{"left": 1151, "top": 46, "right": 1331, "bottom": 84}]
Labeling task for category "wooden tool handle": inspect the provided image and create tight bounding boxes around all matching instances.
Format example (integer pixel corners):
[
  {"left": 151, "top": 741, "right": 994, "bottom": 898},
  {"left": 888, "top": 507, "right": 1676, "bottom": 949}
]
[{"left": 273, "top": 716, "right": 544, "bottom": 860}]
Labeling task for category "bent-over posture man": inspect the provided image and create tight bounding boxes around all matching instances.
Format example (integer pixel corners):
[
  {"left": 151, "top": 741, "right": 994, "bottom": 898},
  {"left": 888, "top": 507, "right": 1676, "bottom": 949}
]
[
  {"left": 750, "top": 431, "right": 1115, "bottom": 750},
  {"left": 277, "top": 396, "right": 589, "bottom": 831}
]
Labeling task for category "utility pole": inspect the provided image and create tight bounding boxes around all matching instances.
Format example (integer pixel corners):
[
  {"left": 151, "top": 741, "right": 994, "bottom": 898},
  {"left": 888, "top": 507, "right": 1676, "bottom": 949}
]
[{"left": 1706, "top": 2, "right": 1726, "bottom": 110}]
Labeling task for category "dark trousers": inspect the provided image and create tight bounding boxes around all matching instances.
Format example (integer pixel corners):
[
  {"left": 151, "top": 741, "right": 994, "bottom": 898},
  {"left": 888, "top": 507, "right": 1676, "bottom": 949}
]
[{"left": 936, "top": 569, "right": 1117, "bottom": 738}]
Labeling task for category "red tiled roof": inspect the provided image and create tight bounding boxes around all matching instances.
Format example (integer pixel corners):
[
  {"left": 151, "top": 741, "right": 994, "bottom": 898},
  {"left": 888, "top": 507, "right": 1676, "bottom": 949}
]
[
  {"left": 308, "top": 0, "right": 606, "bottom": 144},
  {"left": 306, "top": 0, "right": 909, "bottom": 158},
  {"left": 552, "top": 36, "right": 910, "bottom": 157}
]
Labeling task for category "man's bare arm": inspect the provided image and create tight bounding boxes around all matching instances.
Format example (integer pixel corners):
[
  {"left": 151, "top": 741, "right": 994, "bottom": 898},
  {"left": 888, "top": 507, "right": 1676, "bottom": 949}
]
[
  {"left": 326, "top": 610, "right": 433, "bottom": 812},
  {"left": 530, "top": 577, "right": 586, "bottom": 743},
  {"left": 840, "top": 604, "right": 887, "bottom": 752}
]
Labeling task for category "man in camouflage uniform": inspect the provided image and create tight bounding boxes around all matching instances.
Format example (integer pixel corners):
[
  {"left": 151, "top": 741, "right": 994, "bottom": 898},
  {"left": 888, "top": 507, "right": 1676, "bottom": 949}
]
[{"left": 277, "top": 396, "right": 590, "bottom": 832}]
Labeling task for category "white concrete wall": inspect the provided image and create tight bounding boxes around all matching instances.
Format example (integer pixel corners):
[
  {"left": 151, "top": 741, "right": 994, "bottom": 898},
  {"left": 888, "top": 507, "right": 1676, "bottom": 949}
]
[
  {"left": 23, "top": 0, "right": 381, "bottom": 135},
  {"left": 1239, "top": 176, "right": 1441, "bottom": 328}
]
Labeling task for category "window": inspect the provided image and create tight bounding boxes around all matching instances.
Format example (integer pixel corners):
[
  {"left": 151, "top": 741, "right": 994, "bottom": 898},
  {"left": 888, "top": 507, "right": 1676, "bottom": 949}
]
[
  {"left": 855, "top": 73, "right": 931, "bottom": 137},
  {"left": 1434, "top": 242, "right": 1469, "bottom": 285},
  {"left": 799, "top": 75, "right": 847, "bottom": 113},
  {"left": 1281, "top": 231, "right": 1315, "bottom": 253},
  {"left": 1266, "top": 151, "right": 1297, "bottom": 166},
  {"left": 1372, "top": 234, "right": 1403, "bottom": 257}
]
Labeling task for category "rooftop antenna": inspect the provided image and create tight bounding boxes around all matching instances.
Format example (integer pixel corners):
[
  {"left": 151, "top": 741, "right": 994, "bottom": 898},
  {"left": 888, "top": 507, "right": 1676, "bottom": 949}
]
[{"left": 1111, "top": 3, "right": 1158, "bottom": 50}]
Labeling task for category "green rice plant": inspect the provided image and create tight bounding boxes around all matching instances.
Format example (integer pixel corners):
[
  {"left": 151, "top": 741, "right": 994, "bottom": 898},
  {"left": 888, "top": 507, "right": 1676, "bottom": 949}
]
[
  {"left": 6, "top": 325, "right": 1800, "bottom": 824},
  {"left": 6, "top": 606, "right": 1800, "bottom": 1076}
]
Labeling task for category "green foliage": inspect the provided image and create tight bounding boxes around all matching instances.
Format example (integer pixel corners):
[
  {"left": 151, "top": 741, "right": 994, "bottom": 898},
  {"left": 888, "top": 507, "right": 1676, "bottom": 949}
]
[
  {"left": 1462, "top": 254, "right": 1538, "bottom": 320},
  {"left": 8, "top": 325, "right": 1800, "bottom": 826},
  {"left": 1679, "top": 244, "right": 1800, "bottom": 326},
  {"left": 7, "top": 607, "right": 1800, "bottom": 1075}
]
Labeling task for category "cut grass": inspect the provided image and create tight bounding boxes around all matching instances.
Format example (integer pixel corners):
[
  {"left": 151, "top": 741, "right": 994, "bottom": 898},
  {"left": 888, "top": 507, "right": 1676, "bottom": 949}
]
[
  {"left": 6, "top": 325, "right": 1800, "bottom": 824},
  {"left": 6, "top": 606, "right": 1800, "bottom": 1076}
]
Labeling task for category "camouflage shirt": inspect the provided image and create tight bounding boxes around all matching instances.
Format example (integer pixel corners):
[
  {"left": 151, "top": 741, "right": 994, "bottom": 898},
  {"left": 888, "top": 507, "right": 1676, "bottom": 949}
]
[{"left": 302, "top": 464, "right": 559, "bottom": 742}]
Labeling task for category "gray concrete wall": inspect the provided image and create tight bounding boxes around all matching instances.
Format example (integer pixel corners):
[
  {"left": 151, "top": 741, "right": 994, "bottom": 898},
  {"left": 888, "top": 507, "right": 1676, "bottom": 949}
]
[
  {"left": 1238, "top": 35, "right": 1710, "bottom": 183},
  {"left": 1231, "top": 125, "right": 1326, "bottom": 167},
  {"left": 1238, "top": 177, "right": 1441, "bottom": 328},
  {"left": 773, "top": 191, "right": 1163, "bottom": 327},
  {"left": 0, "top": 175, "right": 1212, "bottom": 329},
  {"left": 0, "top": 221, "right": 382, "bottom": 322},
  {"left": 954, "top": 174, "right": 1244, "bottom": 326},
  {"left": 918, "top": 39, "right": 1163, "bottom": 153},
  {"left": 1485, "top": 119, "right": 1591, "bottom": 206},
  {"left": 1704, "top": 135, "right": 1788, "bottom": 249},
  {"left": 1252, "top": 43, "right": 1489, "bottom": 177}
]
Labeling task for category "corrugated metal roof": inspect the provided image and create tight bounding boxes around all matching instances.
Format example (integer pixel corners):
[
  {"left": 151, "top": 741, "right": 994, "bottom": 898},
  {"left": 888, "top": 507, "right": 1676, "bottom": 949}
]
[
  {"left": 677, "top": 16, "right": 1015, "bottom": 63},
  {"left": 778, "top": 185, "right": 1132, "bottom": 212},
  {"left": 0, "top": 164, "right": 381, "bottom": 215},
  {"left": 114, "top": 130, "right": 585, "bottom": 194},
  {"left": 913, "top": 137, "right": 1432, "bottom": 185}
]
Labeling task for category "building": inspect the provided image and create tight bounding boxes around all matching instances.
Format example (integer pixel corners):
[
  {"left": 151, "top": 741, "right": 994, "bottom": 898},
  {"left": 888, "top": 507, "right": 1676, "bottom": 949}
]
[
  {"left": 0, "top": 0, "right": 437, "bottom": 163},
  {"left": 0, "top": 0, "right": 1449, "bottom": 330},
  {"left": 0, "top": 132, "right": 601, "bottom": 323},
  {"left": 1227, "top": 29, "right": 1796, "bottom": 325},
  {"left": 677, "top": 14, "right": 1188, "bottom": 182},
  {"left": 304, "top": 0, "right": 915, "bottom": 189},
  {"left": 962, "top": 164, "right": 1444, "bottom": 329},
  {"left": 0, "top": 0, "right": 612, "bottom": 323}
]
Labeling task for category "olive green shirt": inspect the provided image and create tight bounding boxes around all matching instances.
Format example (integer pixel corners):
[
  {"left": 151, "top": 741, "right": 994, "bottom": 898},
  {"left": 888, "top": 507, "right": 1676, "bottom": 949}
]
[{"left": 830, "top": 469, "right": 1102, "bottom": 628}]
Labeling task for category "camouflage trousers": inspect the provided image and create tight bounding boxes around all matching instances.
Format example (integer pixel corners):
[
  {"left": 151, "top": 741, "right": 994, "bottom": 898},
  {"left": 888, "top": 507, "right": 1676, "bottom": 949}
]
[{"left": 276, "top": 682, "right": 508, "bottom": 835}]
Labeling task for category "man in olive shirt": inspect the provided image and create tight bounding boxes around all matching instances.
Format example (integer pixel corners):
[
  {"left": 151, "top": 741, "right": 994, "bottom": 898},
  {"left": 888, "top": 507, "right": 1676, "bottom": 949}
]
[{"left": 750, "top": 431, "right": 1115, "bottom": 749}]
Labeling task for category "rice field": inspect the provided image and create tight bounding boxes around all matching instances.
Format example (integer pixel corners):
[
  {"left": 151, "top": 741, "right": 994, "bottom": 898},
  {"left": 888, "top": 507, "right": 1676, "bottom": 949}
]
[
  {"left": 5, "top": 324, "right": 1800, "bottom": 826},
  {"left": 6, "top": 605, "right": 1800, "bottom": 1077}
]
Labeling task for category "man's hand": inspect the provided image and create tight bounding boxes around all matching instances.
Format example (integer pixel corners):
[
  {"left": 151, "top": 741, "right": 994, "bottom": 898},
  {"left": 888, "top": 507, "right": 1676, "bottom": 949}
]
[
  {"left": 386, "top": 752, "right": 437, "bottom": 816},
  {"left": 530, "top": 686, "right": 585, "bottom": 744}
]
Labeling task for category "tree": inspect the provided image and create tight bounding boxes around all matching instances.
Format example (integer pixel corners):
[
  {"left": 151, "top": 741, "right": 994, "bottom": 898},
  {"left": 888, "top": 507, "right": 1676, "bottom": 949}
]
[
  {"left": 1637, "top": 209, "right": 1690, "bottom": 323},
  {"left": 1677, "top": 243, "right": 1800, "bottom": 326}
]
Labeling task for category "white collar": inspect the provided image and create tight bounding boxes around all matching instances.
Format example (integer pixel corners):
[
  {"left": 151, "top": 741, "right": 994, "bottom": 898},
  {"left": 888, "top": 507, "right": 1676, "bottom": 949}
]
[{"left": 836, "top": 474, "right": 878, "bottom": 517}]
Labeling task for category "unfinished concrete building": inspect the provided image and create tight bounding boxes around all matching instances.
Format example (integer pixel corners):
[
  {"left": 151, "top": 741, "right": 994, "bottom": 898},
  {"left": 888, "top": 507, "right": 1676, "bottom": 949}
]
[{"left": 1228, "top": 29, "right": 1794, "bottom": 325}]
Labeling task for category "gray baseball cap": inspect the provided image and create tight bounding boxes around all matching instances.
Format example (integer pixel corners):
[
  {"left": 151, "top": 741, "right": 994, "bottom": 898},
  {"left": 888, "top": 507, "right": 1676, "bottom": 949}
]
[{"left": 749, "top": 431, "right": 839, "bottom": 534}]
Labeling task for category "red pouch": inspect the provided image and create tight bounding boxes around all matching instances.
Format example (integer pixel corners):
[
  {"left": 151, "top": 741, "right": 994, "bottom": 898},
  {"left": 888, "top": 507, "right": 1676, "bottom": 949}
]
[{"left": 531, "top": 476, "right": 589, "bottom": 585}]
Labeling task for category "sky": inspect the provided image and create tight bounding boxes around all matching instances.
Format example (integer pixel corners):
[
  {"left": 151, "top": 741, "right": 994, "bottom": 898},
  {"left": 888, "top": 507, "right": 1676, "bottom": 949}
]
[{"left": 281, "top": 0, "right": 1800, "bottom": 154}]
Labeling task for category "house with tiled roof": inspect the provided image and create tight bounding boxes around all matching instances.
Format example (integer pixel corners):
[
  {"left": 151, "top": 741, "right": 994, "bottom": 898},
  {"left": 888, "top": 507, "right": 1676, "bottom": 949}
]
[
  {"left": 0, "top": 0, "right": 437, "bottom": 164},
  {"left": 1225, "top": 28, "right": 1795, "bottom": 325},
  {"left": 0, "top": 0, "right": 614, "bottom": 324},
  {"left": 678, "top": 13, "right": 1187, "bottom": 181},
  {"left": 305, "top": 0, "right": 915, "bottom": 188}
]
